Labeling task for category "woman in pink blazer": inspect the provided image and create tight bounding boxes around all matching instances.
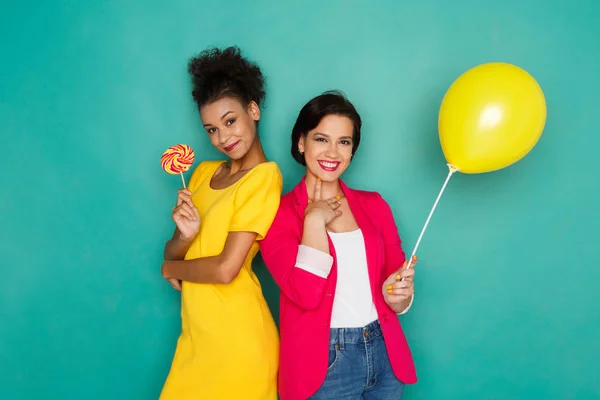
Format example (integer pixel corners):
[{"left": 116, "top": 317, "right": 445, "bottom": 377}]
[{"left": 260, "top": 91, "right": 418, "bottom": 400}]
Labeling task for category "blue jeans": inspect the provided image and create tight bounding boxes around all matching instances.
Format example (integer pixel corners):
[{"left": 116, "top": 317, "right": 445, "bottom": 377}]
[{"left": 308, "top": 320, "right": 405, "bottom": 399}]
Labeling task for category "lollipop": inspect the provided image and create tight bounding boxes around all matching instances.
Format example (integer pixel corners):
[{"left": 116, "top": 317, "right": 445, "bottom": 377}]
[{"left": 161, "top": 144, "right": 195, "bottom": 188}]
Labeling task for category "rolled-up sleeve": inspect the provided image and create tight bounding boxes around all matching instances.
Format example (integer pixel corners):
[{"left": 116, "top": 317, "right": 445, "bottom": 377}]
[
  {"left": 260, "top": 206, "right": 332, "bottom": 310},
  {"left": 295, "top": 245, "right": 333, "bottom": 279}
]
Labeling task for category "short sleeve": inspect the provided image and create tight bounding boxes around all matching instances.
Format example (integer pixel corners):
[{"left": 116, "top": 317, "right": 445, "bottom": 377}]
[{"left": 229, "top": 163, "right": 283, "bottom": 240}]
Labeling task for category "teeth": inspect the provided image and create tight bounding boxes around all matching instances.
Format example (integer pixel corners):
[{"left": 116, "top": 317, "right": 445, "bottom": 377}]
[{"left": 320, "top": 161, "right": 338, "bottom": 168}]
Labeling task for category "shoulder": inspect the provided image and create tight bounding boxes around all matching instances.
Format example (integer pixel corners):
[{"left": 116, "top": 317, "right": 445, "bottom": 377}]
[
  {"left": 260, "top": 189, "right": 302, "bottom": 241},
  {"left": 351, "top": 187, "right": 386, "bottom": 205},
  {"left": 265, "top": 188, "right": 299, "bottom": 222},
  {"left": 351, "top": 187, "right": 395, "bottom": 217},
  {"left": 246, "top": 161, "right": 282, "bottom": 182},
  {"left": 188, "top": 160, "right": 224, "bottom": 190},
  {"left": 233, "top": 162, "right": 283, "bottom": 209},
  {"left": 280, "top": 189, "right": 298, "bottom": 210},
  {"left": 238, "top": 161, "right": 283, "bottom": 192}
]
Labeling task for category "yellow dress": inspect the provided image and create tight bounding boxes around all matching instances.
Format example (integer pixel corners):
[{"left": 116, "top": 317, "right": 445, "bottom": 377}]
[{"left": 160, "top": 160, "right": 282, "bottom": 400}]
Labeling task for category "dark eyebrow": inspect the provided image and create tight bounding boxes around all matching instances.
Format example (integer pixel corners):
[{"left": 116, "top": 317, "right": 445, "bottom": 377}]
[
  {"left": 313, "top": 132, "right": 352, "bottom": 140},
  {"left": 203, "top": 111, "right": 235, "bottom": 127},
  {"left": 220, "top": 111, "right": 234, "bottom": 120}
]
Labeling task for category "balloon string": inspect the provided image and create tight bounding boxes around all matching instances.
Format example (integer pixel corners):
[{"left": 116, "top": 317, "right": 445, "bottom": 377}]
[
  {"left": 402, "top": 163, "right": 458, "bottom": 276},
  {"left": 180, "top": 172, "right": 187, "bottom": 189}
]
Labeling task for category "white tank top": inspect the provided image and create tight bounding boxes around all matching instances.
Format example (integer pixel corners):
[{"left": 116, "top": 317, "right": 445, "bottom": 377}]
[{"left": 327, "top": 229, "right": 378, "bottom": 328}]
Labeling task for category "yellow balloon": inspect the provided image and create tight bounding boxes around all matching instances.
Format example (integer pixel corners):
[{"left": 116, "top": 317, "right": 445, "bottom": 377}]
[{"left": 438, "top": 62, "right": 547, "bottom": 174}]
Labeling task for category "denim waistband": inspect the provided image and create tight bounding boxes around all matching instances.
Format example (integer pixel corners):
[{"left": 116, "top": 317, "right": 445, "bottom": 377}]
[{"left": 329, "top": 320, "right": 382, "bottom": 349}]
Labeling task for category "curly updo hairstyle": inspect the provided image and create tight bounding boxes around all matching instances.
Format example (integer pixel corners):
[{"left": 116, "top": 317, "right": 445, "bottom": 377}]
[{"left": 187, "top": 46, "right": 266, "bottom": 110}]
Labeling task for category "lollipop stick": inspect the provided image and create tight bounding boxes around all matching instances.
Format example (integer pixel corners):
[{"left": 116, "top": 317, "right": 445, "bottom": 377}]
[
  {"left": 400, "top": 163, "right": 458, "bottom": 279},
  {"left": 180, "top": 172, "right": 187, "bottom": 189}
]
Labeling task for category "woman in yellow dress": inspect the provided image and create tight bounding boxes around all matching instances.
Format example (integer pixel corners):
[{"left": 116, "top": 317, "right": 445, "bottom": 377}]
[{"left": 159, "top": 46, "right": 282, "bottom": 400}]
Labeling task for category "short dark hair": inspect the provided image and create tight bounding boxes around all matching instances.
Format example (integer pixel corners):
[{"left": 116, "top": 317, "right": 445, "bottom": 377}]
[
  {"left": 187, "top": 46, "right": 266, "bottom": 109},
  {"left": 291, "top": 90, "right": 362, "bottom": 166}
]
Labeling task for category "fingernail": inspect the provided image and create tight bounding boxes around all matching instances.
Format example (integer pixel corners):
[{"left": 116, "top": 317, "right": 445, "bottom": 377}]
[
  {"left": 386, "top": 285, "right": 392, "bottom": 290},
  {"left": 387, "top": 288, "right": 392, "bottom": 294},
  {"left": 336, "top": 195, "right": 341, "bottom": 199},
  {"left": 317, "top": 178, "right": 321, "bottom": 182},
  {"left": 413, "top": 255, "right": 418, "bottom": 260},
  {"left": 395, "top": 274, "right": 401, "bottom": 280},
  {"left": 307, "top": 199, "right": 311, "bottom": 204}
]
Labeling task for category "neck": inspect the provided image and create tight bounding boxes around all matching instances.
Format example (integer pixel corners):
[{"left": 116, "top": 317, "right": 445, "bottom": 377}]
[
  {"left": 228, "top": 138, "right": 267, "bottom": 175},
  {"left": 305, "top": 170, "right": 343, "bottom": 200}
]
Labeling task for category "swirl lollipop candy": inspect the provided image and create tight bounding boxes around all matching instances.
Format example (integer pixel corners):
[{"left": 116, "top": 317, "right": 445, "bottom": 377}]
[{"left": 161, "top": 144, "right": 195, "bottom": 188}]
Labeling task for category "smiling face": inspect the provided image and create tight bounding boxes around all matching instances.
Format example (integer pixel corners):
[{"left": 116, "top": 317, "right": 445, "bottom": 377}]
[
  {"left": 200, "top": 97, "right": 260, "bottom": 159},
  {"left": 298, "top": 114, "right": 354, "bottom": 182}
]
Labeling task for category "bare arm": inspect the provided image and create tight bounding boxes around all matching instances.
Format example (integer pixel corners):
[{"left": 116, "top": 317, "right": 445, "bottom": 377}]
[
  {"left": 163, "top": 188, "right": 200, "bottom": 261},
  {"left": 301, "top": 216, "right": 330, "bottom": 254},
  {"left": 301, "top": 178, "right": 341, "bottom": 254},
  {"left": 163, "top": 228, "right": 195, "bottom": 261},
  {"left": 162, "top": 231, "right": 257, "bottom": 284}
]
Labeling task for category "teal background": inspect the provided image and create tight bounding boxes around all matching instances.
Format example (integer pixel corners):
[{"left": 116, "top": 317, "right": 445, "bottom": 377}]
[{"left": 1, "top": 0, "right": 599, "bottom": 399}]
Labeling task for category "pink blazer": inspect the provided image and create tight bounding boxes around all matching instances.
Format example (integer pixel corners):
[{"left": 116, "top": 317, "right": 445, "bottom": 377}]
[{"left": 260, "top": 177, "right": 417, "bottom": 400}]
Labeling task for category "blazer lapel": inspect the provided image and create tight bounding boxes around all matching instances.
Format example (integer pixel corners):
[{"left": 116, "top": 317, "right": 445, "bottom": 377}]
[
  {"left": 292, "top": 176, "right": 309, "bottom": 220},
  {"left": 340, "top": 180, "right": 382, "bottom": 296}
]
